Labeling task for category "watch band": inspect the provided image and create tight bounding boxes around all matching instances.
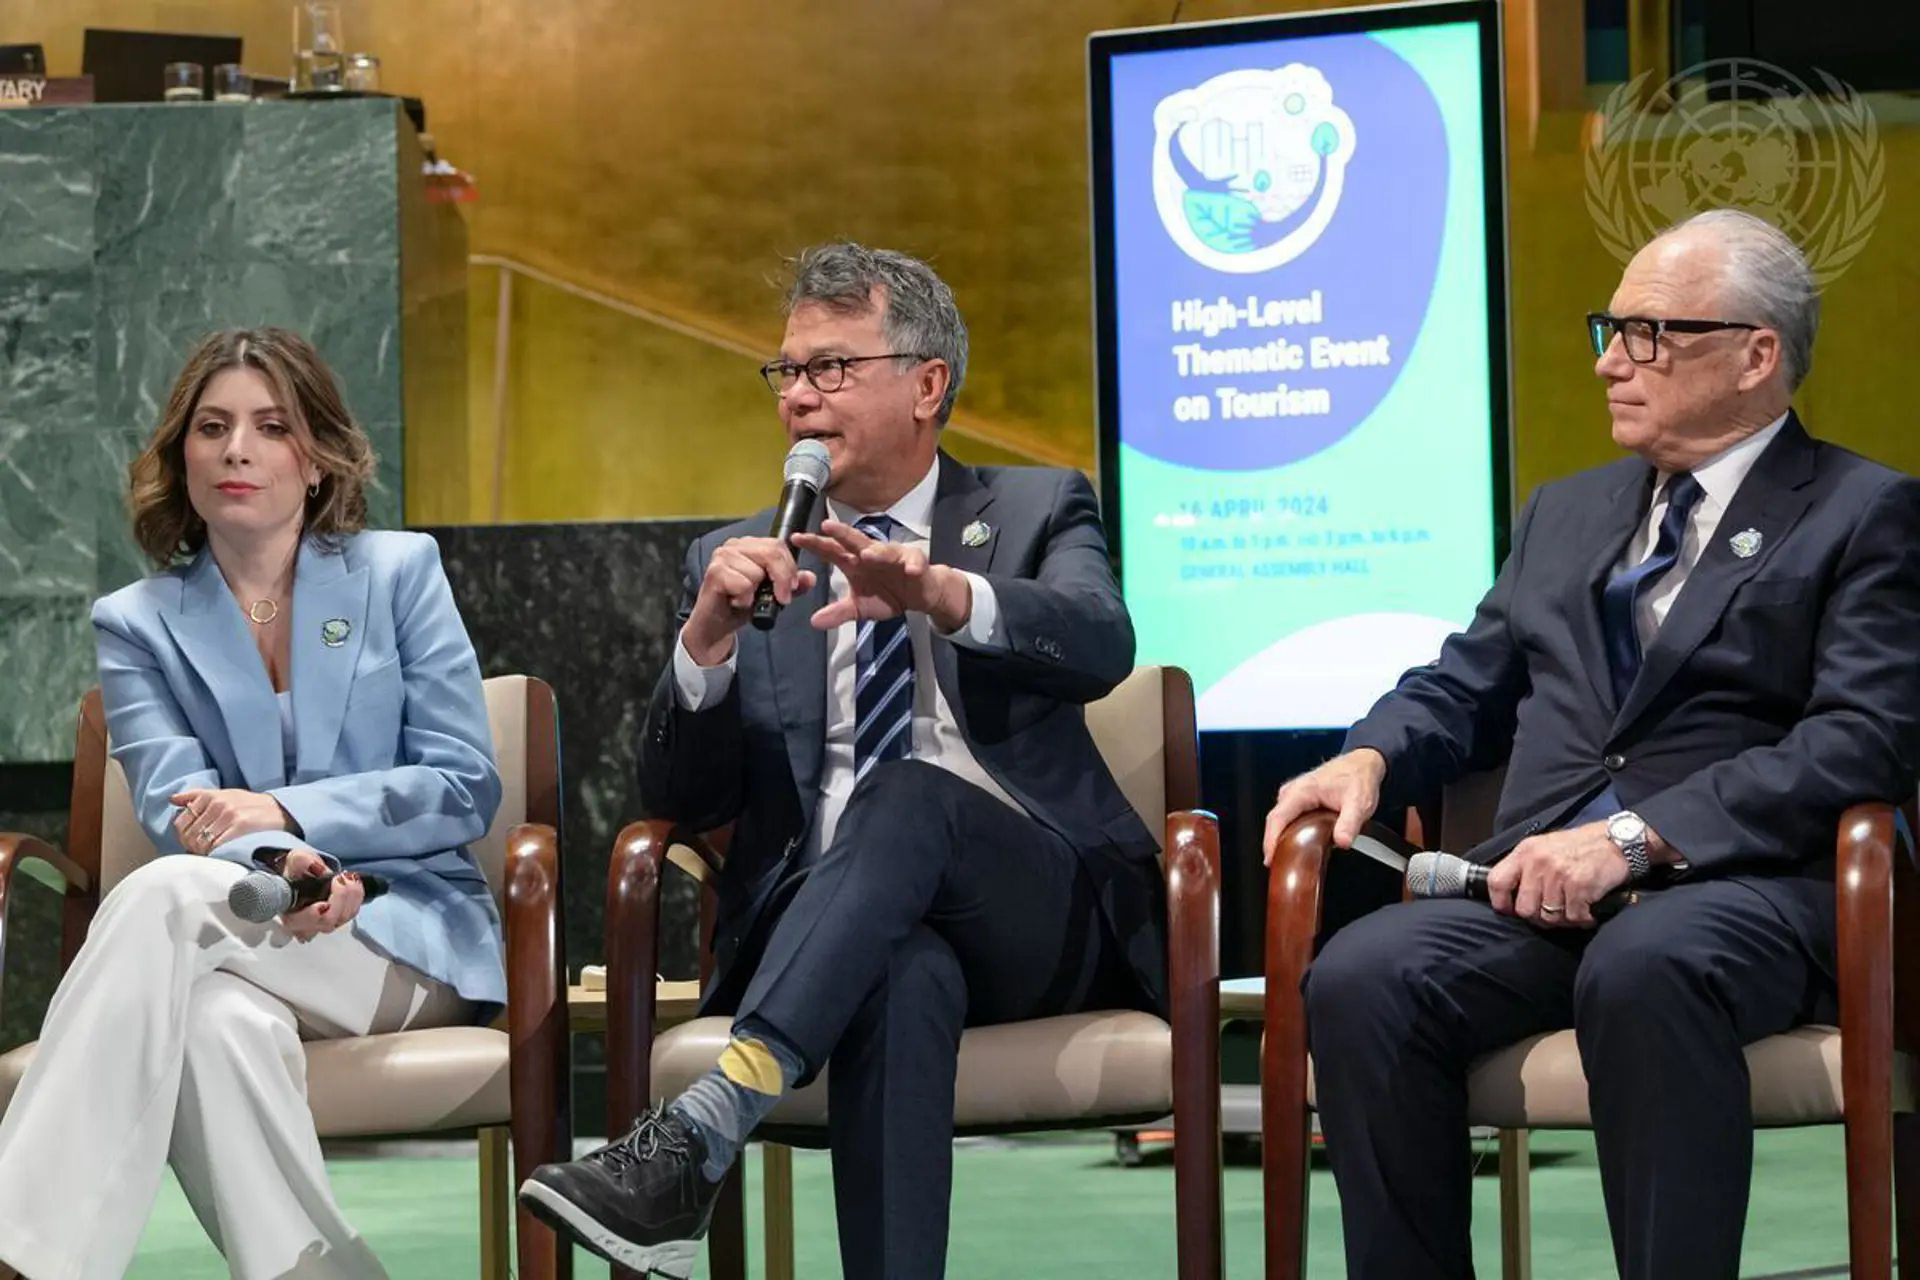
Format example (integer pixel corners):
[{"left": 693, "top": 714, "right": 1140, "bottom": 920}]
[{"left": 1608, "top": 811, "right": 1651, "bottom": 882}]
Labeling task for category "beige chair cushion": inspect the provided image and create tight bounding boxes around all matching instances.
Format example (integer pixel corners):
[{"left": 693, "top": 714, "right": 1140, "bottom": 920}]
[
  {"left": 652, "top": 1011, "right": 1174, "bottom": 1130},
  {"left": 100, "top": 675, "right": 534, "bottom": 907},
  {"left": 0, "top": 1026, "right": 511, "bottom": 1137},
  {"left": 1306, "top": 1026, "right": 1917, "bottom": 1129},
  {"left": 1083, "top": 666, "right": 1167, "bottom": 844}
]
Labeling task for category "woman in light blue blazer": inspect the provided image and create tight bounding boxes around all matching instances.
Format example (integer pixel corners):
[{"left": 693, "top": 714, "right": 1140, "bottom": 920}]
[{"left": 0, "top": 328, "right": 504, "bottom": 1280}]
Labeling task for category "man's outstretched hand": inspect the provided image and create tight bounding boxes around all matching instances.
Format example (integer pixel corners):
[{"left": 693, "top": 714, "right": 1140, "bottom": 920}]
[{"left": 791, "top": 520, "right": 971, "bottom": 632}]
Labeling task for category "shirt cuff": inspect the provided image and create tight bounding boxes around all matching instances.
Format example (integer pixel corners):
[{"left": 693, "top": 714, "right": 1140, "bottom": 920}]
[
  {"left": 673, "top": 630, "right": 738, "bottom": 711},
  {"left": 937, "top": 572, "right": 1005, "bottom": 651}
]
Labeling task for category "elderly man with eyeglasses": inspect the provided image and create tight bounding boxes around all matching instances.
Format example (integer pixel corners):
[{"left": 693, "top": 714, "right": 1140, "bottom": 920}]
[
  {"left": 518, "top": 242, "right": 1165, "bottom": 1279},
  {"left": 1264, "top": 208, "right": 1920, "bottom": 1279}
]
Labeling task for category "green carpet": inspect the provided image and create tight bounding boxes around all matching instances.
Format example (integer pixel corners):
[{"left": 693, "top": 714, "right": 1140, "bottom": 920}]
[{"left": 124, "top": 1127, "right": 1855, "bottom": 1278}]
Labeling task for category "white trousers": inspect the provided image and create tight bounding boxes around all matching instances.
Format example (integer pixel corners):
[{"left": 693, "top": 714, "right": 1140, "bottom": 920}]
[{"left": 0, "top": 856, "right": 468, "bottom": 1280}]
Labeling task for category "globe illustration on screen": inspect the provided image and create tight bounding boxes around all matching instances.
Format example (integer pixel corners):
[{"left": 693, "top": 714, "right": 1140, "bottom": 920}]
[{"left": 1152, "top": 65, "right": 1358, "bottom": 273}]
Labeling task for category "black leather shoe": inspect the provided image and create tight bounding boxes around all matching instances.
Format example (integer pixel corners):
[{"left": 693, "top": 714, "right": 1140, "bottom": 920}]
[{"left": 517, "top": 1106, "right": 722, "bottom": 1277}]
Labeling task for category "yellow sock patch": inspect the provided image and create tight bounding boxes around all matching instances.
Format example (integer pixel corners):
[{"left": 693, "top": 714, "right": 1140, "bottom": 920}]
[{"left": 717, "top": 1036, "right": 785, "bottom": 1096}]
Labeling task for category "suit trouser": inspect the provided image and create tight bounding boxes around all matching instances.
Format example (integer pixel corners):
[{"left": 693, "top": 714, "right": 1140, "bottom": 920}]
[
  {"left": 1304, "top": 877, "right": 1834, "bottom": 1280},
  {"left": 732, "top": 759, "right": 1140, "bottom": 1280},
  {"left": 0, "top": 855, "right": 468, "bottom": 1280}
]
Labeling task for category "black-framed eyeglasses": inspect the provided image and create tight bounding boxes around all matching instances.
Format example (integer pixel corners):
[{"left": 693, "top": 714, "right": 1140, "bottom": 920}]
[
  {"left": 1586, "top": 312, "right": 1761, "bottom": 364},
  {"left": 758, "top": 352, "right": 932, "bottom": 395}
]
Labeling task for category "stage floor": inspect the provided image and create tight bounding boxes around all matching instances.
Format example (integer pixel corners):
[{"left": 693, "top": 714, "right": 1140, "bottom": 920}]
[{"left": 127, "top": 1123, "right": 1859, "bottom": 1277}]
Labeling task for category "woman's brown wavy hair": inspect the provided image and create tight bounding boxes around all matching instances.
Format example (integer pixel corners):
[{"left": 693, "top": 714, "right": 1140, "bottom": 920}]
[{"left": 128, "top": 327, "right": 377, "bottom": 567}]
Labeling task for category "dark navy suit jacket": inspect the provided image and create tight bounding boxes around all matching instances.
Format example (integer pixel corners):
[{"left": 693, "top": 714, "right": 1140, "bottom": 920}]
[
  {"left": 640, "top": 452, "right": 1167, "bottom": 1015},
  {"left": 1346, "top": 415, "right": 1920, "bottom": 971}
]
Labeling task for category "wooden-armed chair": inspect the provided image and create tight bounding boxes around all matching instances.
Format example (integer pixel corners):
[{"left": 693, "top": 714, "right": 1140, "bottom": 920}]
[
  {"left": 602, "top": 665, "right": 1225, "bottom": 1279},
  {"left": 0, "top": 675, "right": 576, "bottom": 1280},
  {"left": 1262, "top": 767, "right": 1919, "bottom": 1280}
]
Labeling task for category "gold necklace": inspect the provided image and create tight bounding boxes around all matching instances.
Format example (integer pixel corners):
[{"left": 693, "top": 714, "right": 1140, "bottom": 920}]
[{"left": 247, "top": 599, "right": 280, "bottom": 625}]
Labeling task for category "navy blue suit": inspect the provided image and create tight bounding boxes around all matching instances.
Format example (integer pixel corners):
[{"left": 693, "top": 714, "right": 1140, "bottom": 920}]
[
  {"left": 1307, "top": 417, "right": 1920, "bottom": 1278},
  {"left": 639, "top": 453, "right": 1164, "bottom": 1277}
]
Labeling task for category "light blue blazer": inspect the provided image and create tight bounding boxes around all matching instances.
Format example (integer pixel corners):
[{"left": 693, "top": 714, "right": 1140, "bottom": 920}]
[{"left": 91, "top": 529, "right": 507, "bottom": 1015}]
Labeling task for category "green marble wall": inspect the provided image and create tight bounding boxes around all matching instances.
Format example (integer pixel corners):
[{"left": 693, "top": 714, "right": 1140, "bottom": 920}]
[{"left": 0, "top": 98, "right": 464, "bottom": 764}]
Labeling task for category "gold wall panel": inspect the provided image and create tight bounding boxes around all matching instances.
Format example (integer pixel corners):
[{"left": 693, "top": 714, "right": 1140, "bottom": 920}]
[
  {"left": 10, "top": 1, "right": 1915, "bottom": 523},
  {"left": 343, "top": 0, "right": 1370, "bottom": 519},
  {"left": 450, "top": 263, "right": 1055, "bottom": 526}
]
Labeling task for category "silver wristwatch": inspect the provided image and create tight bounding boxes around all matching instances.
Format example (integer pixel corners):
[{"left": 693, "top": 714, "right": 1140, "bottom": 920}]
[{"left": 1606, "top": 810, "right": 1651, "bottom": 882}]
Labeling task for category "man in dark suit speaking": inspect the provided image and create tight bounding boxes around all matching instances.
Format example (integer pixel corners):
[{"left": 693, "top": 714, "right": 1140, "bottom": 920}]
[
  {"left": 1265, "top": 209, "right": 1920, "bottom": 1279},
  {"left": 521, "top": 242, "right": 1163, "bottom": 1278}
]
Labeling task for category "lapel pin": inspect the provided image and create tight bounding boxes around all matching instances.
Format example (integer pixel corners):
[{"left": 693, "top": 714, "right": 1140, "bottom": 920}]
[
  {"left": 1728, "top": 528, "right": 1763, "bottom": 559},
  {"left": 320, "top": 618, "right": 352, "bottom": 648},
  {"left": 960, "top": 520, "right": 992, "bottom": 549}
]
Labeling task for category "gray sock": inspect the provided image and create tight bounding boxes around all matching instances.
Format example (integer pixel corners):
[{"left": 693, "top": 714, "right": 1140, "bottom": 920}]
[{"left": 667, "top": 1018, "right": 807, "bottom": 1181}]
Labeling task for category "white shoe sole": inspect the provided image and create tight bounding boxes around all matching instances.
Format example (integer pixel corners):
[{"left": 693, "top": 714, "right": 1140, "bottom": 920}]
[{"left": 517, "top": 1180, "right": 700, "bottom": 1278}]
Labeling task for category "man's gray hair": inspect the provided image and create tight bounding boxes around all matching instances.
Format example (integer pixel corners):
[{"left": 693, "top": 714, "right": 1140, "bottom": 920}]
[
  {"left": 1658, "top": 209, "right": 1819, "bottom": 390},
  {"left": 782, "top": 242, "right": 969, "bottom": 424}
]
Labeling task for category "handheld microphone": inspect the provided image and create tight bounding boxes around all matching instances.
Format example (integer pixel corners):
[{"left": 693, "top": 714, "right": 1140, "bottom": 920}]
[
  {"left": 1404, "top": 850, "right": 1642, "bottom": 920},
  {"left": 228, "top": 861, "right": 389, "bottom": 924},
  {"left": 750, "top": 439, "right": 833, "bottom": 632}
]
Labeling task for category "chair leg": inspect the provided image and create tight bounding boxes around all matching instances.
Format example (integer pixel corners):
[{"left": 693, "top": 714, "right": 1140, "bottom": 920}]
[
  {"left": 1846, "top": 1089, "right": 1895, "bottom": 1278},
  {"left": 478, "top": 1124, "right": 513, "bottom": 1280},
  {"left": 1498, "top": 1129, "right": 1532, "bottom": 1280},
  {"left": 708, "top": 1160, "right": 749, "bottom": 1280},
  {"left": 763, "top": 1142, "right": 796, "bottom": 1280},
  {"left": 1260, "top": 1108, "right": 1311, "bottom": 1280}
]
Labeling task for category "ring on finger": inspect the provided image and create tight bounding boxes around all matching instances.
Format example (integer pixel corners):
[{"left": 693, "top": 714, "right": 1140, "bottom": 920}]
[{"left": 1540, "top": 903, "right": 1563, "bottom": 916}]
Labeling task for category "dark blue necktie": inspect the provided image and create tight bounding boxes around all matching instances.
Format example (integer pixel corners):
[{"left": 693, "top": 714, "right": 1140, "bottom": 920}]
[
  {"left": 1601, "top": 472, "right": 1705, "bottom": 706},
  {"left": 852, "top": 515, "right": 915, "bottom": 780}
]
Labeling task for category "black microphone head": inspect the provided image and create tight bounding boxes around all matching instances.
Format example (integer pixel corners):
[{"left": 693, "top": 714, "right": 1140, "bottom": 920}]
[
  {"left": 1405, "top": 850, "right": 1474, "bottom": 899},
  {"left": 228, "top": 869, "right": 295, "bottom": 923},
  {"left": 783, "top": 439, "right": 831, "bottom": 491}
]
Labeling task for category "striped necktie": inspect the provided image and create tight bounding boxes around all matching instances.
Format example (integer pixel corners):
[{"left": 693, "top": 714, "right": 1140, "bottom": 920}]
[
  {"left": 852, "top": 515, "right": 915, "bottom": 780},
  {"left": 1600, "top": 471, "right": 1705, "bottom": 706}
]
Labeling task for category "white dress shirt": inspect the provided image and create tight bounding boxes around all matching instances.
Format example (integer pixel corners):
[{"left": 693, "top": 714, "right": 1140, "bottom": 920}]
[
  {"left": 1622, "top": 413, "right": 1787, "bottom": 648},
  {"left": 672, "top": 456, "right": 1025, "bottom": 852}
]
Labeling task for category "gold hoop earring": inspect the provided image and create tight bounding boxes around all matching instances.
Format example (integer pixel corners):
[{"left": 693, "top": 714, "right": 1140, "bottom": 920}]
[{"left": 308, "top": 480, "right": 320, "bottom": 497}]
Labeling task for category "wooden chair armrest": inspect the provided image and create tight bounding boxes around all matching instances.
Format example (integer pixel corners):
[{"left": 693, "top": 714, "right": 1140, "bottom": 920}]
[
  {"left": 1838, "top": 800, "right": 1896, "bottom": 1044},
  {"left": 0, "top": 833, "right": 90, "bottom": 898},
  {"left": 1834, "top": 798, "right": 1902, "bottom": 1260},
  {"left": 605, "top": 818, "right": 734, "bottom": 1138},
  {"left": 503, "top": 821, "right": 571, "bottom": 1195},
  {"left": 607, "top": 819, "right": 674, "bottom": 1135},
  {"left": 1261, "top": 811, "right": 1339, "bottom": 1103},
  {"left": 1166, "top": 808, "right": 1223, "bottom": 987},
  {"left": 1838, "top": 800, "right": 1901, "bottom": 1053},
  {"left": 0, "top": 833, "right": 93, "bottom": 1028},
  {"left": 1260, "top": 809, "right": 1338, "bottom": 1275},
  {"left": 1164, "top": 808, "right": 1224, "bottom": 1275}
]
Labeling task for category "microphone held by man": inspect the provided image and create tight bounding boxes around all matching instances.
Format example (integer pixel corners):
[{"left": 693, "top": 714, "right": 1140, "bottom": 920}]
[
  {"left": 1404, "top": 849, "right": 1649, "bottom": 921},
  {"left": 749, "top": 438, "right": 832, "bottom": 630}
]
